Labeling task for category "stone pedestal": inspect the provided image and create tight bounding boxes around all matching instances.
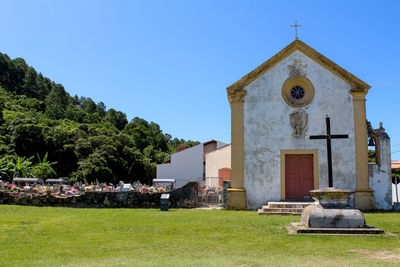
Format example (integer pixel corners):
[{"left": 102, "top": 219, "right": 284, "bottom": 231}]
[
  {"left": 301, "top": 203, "right": 365, "bottom": 228},
  {"left": 227, "top": 188, "right": 247, "bottom": 210},
  {"left": 309, "top": 187, "right": 354, "bottom": 209},
  {"left": 288, "top": 187, "right": 384, "bottom": 234}
]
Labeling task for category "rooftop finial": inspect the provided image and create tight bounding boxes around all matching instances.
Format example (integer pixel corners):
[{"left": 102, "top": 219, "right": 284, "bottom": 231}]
[{"left": 290, "top": 20, "right": 302, "bottom": 40}]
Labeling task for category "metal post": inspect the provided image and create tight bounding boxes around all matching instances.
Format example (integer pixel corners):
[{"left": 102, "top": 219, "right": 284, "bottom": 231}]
[
  {"left": 395, "top": 176, "right": 399, "bottom": 203},
  {"left": 326, "top": 117, "right": 333, "bottom": 187},
  {"left": 223, "top": 180, "right": 231, "bottom": 208}
]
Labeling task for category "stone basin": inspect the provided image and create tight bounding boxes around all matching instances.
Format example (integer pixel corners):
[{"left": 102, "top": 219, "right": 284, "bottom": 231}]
[{"left": 310, "top": 187, "right": 355, "bottom": 209}]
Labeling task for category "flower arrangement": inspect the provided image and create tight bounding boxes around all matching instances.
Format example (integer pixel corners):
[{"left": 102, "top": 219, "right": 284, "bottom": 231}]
[
  {"left": 1, "top": 180, "right": 175, "bottom": 194},
  {"left": 130, "top": 182, "right": 169, "bottom": 193},
  {"left": 199, "top": 184, "right": 222, "bottom": 194},
  {"left": 5, "top": 184, "right": 20, "bottom": 192}
]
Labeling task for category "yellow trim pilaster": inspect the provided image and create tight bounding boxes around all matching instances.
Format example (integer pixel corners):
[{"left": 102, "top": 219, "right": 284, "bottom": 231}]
[
  {"left": 227, "top": 92, "right": 247, "bottom": 210},
  {"left": 351, "top": 91, "right": 374, "bottom": 210}
]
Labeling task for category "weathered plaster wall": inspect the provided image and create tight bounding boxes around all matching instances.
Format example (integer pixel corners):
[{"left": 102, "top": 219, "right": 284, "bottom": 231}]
[
  {"left": 243, "top": 50, "right": 356, "bottom": 209},
  {"left": 205, "top": 144, "right": 231, "bottom": 178},
  {"left": 369, "top": 137, "right": 392, "bottom": 210}
]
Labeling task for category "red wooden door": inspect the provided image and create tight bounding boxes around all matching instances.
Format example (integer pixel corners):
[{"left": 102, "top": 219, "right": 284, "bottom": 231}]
[
  {"left": 285, "top": 154, "right": 314, "bottom": 199},
  {"left": 218, "top": 168, "right": 231, "bottom": 187}
]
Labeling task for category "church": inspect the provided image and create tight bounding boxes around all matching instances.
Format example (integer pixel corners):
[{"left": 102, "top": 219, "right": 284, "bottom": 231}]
[{"left": 226, "top": 38, "right": 392, "bottom": 210}]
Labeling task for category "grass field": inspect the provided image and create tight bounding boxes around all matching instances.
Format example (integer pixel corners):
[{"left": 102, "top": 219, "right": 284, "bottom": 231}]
[{"left": 0, "top": 205, "right": 399, "bottom": 266}]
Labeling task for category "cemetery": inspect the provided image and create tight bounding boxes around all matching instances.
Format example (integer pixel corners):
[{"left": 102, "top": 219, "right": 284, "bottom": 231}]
[{"left": 0, "top": 180, "right": 198, "bottom": 208}]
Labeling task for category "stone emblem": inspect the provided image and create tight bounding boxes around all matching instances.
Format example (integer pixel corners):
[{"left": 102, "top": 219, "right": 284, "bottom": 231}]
[
  {"left": 289, "top": 110, "right": 308, "bottom": 137},
  {"left": 288, "top": 59, "right": 307, "bottom": 77}
]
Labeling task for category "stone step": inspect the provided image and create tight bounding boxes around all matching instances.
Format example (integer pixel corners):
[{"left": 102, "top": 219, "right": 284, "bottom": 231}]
[
  {"left": 259, "top": 207, "right": 304, "bottom": 214},
  {"left": 257, "top": 208, "right": 301, "bottom": 215},
  {"left": 257, "top": 201, "right": 314, "bottom": 215},
  {"left": 267, "top": 201, "right": 313, "bottom": 209},
  {"left": 262, "top": 206, "right": 303, "bottom": 212}
]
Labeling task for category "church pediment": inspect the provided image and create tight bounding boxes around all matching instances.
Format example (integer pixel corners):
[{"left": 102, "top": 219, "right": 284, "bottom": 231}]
[{"left": 227, "top": 40, "right": 370, "bottom": 102}]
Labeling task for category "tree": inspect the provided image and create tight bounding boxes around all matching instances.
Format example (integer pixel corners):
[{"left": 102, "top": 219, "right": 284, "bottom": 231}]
[
  {"left": 0, "top": 99, "right": 3, "bottom": 125},
  {"left": 75, "top": 151, "right": 115, "bottom": 183},
  {"left": 368, "top": 150, "right": 376, "bottom": 163},
  {"left": 45, "top": 84, "right": 69, "bottom": 119},
  {"left": 97, "top": 102, "right": 106, "bottom": 117},
  {"left": 12, "top": 156, "right": 34, "bottom": 178},
  {"left": 31, "top": 152, "right": 57, "bottom": 179},
  {"left": 393, "top": 168, "right": 400, "bottom": 184},
  {"left": 0, "top": 53, "right": 11, "bottom": 89},
  {"left": 17, "top": 97, "right": 44, "bottom": 112},
  {"left": 0, "top": 155, "right": 17, "bottom": 180},
  {"left": 11, "top": 123, "right": 46, "bottom": 157},
  {"left": 36, "top": 73, "right": 52, "bottom": 100},
  {"left": 167, "top": 137, "right": 200, "bottom": 154},
  {"left": 79, "top": 97, "right": 97, "bottom": 114},
  {"left": 9, "top": 58, "right": 28, "bottom": 92},
  {"left": 65, "top": 104, "right": 87, "bottom": 123},
  {"left": 20, "top": 67, "right": 40, "bottom": 98},
  {"left": 124, "top": 117, "right": 168, "bottom": 152},
  {"left": 104, "top": 109, "right": 128, "bottom": 131}
]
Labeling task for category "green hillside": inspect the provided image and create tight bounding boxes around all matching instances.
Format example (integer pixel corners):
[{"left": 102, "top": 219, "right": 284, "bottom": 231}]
[{"left": 0, "top": 52, "right": 198, "bottom": 184}]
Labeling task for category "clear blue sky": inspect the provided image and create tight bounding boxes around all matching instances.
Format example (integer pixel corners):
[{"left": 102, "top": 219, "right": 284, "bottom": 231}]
[{"left": 1, "top": 0, "right": 399, "bottom": 160}]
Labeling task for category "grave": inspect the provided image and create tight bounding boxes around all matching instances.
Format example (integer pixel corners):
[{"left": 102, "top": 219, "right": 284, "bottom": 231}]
[{"left": 121, "top": 184, "right": 132, "bottom": 192}]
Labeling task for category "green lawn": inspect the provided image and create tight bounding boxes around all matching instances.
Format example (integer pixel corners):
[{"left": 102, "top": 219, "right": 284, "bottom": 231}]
[{"left": 0, "top": 206, "right": 399, "bottom": 266}]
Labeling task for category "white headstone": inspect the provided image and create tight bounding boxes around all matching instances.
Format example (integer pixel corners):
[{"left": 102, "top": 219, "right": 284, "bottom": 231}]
[{"left": 121, "top": 183, "right": 131, "bottom": 192}]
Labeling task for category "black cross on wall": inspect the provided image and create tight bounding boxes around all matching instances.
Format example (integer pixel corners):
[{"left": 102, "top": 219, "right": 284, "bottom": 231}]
[{"left": 309, "top": 116, "right": 348, "bottom": 188}]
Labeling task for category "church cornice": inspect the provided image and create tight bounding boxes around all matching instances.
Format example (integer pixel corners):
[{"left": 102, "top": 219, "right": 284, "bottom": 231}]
[
  {"left": 226, "top": 39, "right": 371, "bottom": 99},
  {"left": 227, "top": 91, "right": 247, "bottom": 103}
]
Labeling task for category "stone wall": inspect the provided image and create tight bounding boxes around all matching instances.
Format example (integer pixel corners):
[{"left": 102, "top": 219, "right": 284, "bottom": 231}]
[{"left": 0, "top": 181, "right": 198, "bottom": 209}]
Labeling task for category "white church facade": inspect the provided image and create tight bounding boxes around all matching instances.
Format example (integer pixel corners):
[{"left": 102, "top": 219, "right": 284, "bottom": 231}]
[{"left": 227, "top": 39, "right": 392, "bottom": 210}]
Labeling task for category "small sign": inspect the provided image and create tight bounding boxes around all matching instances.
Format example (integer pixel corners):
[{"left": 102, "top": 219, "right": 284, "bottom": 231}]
[
  {"left": 160, "top": 194, "right": 170, "bottom": 211},
  {"left": 161, "top": 194, "right": 170, "bottom": 200}
]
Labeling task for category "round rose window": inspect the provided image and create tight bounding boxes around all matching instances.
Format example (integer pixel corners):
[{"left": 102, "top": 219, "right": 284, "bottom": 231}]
[
  {"left": 290, "top": 85, "right": 305, "bottom": 99},
  {"left": 281, "top": 76, "right": 315, "bottom": 108}
]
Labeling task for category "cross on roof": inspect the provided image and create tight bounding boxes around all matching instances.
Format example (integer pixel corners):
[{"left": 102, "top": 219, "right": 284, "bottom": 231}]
[{"left": 290, "top": 20, "right": 302, "bottom": 40}]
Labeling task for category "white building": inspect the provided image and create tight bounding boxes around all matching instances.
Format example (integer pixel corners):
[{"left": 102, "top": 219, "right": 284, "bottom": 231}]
[{"left": 156, "top": 140, "right": 226, "bottom": 187}]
